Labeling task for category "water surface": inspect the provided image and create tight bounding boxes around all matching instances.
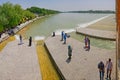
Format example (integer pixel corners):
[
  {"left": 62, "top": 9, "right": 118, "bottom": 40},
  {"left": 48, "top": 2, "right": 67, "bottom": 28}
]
[{"left": 25, "top": 13, "right": 109, "bottom": 38}]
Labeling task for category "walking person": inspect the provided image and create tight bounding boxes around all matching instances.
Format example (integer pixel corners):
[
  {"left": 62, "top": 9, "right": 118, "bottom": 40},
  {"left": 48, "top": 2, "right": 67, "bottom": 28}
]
[
  {"left": 68, "top": 45, "right": 72, "bottom": 59},
  {"left": 84, "top": 35, "right": 88, "bottom": 49},
  {"left": 98, "top": 61, "right": 105, "bottom": 80},
  {"left": 19, "top": 35, "right": 22, "bottom": 45},
  {"left": 61, "top": 31, "right": 64, "bottom": 41},
  {"left": 105, "top": 58, "right": 113, "bottom": 80},
  {"left": 86, "top": 38, "right": 90, "bottom": 51},
  {"left": 29, "top": 36, "right": 32, "bottom": 46}
]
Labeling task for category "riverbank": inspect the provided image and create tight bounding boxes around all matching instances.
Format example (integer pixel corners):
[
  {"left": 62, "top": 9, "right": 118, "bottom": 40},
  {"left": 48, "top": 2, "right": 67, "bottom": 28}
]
[
  {"left": 0, "top": 16, "right": 46, "bottom": 51},
  {"left": 0, "top": 16, "right": 45, "bottom": 43}
]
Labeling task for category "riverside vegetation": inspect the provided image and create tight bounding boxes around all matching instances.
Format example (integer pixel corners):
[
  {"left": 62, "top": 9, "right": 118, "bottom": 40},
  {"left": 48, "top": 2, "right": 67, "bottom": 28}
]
[{"left": 0, "top": 2, "right": 59, "bottom": 33}]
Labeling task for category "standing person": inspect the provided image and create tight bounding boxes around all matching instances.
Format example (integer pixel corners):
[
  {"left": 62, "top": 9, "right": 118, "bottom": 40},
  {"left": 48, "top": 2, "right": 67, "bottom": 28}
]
[
  {"left": 52, "top": 32, "right": 55, "bottom": 37},
  {"left": 19, "top": 35, "right": 22, "bottom": 44},
  {"left": 29, "top": 36, "right": 32, "bottom": 46},
  {"left": 68, "top": 45, "right": 72, "bottom": 59},
  {"left": 98, "top": 61, "right": 105, "bottom": 80},
  {"left": 105, "top": 58, "right": 113, "bottom": 80},
  {"left": 86, "top": 38, "right": 90, "bottom": 51},
  {"left": 63, "top": 33, "right": 67, "bottom": 44},
  {"left": 61, "top": 31, "right": 64, "bottom": 41}
]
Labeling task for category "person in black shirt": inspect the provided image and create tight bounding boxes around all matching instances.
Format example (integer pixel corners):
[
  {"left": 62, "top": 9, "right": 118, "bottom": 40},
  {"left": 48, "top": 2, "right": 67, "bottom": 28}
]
[
  {"left": 98, "top": 61, "right": 105, "bottom": 80},
  {"left": 29, "top": 36, "right": 32, "bottom": 46}
]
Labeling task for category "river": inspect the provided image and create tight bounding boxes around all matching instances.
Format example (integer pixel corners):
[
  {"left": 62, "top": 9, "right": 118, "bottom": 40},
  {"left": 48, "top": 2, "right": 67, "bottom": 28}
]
[
  {"left": 24, "top": 13, "right": 109, "bottom": 38},
  {"left": 23, "top": 13, "right": 115, "bottom": 49}
]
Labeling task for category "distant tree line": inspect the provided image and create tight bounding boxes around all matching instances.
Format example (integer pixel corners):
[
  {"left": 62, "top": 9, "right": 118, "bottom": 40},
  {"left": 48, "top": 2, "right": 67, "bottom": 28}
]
[
  {"left": 27, "top": 7, "right": 60, "bottom": 16},
  {"left": 0, "top": 2, "right": 59, "bottom": 33},
  {"left": 66, "top": 10, "right": 115, "bottom": 14}
]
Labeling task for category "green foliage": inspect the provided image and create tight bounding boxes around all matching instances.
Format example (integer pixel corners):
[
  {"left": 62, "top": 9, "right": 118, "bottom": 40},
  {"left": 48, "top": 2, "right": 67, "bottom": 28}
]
[
  {"left": 23, "top": 10, "right": 35, "bottom": 20},
  {"left": 0, "top": 2, "right": 59, "bottom": 33},
  {"left": 0, "top": 2, "right": 35, "bottom": 32},
  {"left": 27, "top": 7, "right": 60, "bottom": 16},
  {"left": 0, "top": 24, "right": 4, "bottom": 32}
]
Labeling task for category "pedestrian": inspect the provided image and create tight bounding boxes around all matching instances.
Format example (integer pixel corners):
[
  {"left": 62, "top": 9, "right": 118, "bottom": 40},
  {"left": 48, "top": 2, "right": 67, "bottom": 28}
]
[
  {"left": 19, "top": 35, "right": 22, "bottom": 44},
  {"left": 61, "top": 31, "right": 64, "bottom": 41},
  {"left": 63, "top": 33, "right": 67, "bottom": 44},
  {"left": 105, "top": 58, "right": 113, "bottom": 80},
  {"left": 98, "top": 61, "right": 105, "bottom": 80},
  {"left": 52, "top": 32, "right": 55, "bottom": 37},
  {"left": 86, "top": 38, "right": 90, "bottom": 51},
  {"left": 84, "top": 35, "right": 88, "bottom": 49},
  {"left": 68, "top": 45, "right": 72, "bottom": 59},
  {"left": 29, "top": 36, "right": 32, "bottom": 46}
]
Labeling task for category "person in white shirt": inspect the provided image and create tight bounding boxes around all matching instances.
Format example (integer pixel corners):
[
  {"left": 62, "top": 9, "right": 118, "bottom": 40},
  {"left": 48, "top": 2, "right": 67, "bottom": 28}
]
[{"left": 106, "top": 58, "right": 113, "bottom": 80}]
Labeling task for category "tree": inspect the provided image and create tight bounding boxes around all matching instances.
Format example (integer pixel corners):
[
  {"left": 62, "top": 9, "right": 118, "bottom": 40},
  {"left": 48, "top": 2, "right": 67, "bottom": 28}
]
[{"left": 0, "top": 2, "right": 35, "bottom": 32}]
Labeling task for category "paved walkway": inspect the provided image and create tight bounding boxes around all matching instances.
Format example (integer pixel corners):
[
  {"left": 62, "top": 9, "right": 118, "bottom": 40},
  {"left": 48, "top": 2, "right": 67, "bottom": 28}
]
[
  {"left": 45, "top": 36, "right": 116, "bottom": 80},
  {"left": 0, "top": 40, "right": 42, "bottom": 80},
  {"left": 76, "top": 28, "right": 116, "bottom": 40}
]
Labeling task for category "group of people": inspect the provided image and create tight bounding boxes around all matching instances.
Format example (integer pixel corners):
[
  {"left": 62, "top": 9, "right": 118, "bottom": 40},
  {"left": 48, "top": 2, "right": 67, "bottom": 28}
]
[
  {"left": 52, "top": 31, "right": 113, "bottom": 80},
  {"left": 60, "top": 31, "right": 72, "bottom": 59},
  {"left": 98, "top": 58, "right": 113, "bottom": 80},
  {"left": 52, "top": 30, "right": 70, "bottom": 44},
  {"left": 84, "top": 35, "right": 90, "bottom": 51},
  {"left": 19, "top": 35, "right": 32, "bottom": 46},
  {"left": 61, "top": 31, "right": 69, "bottom": 44}
]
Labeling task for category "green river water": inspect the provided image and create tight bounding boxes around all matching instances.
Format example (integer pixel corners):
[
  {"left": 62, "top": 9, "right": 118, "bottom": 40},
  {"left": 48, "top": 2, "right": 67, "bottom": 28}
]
[{"left": 24, "top": 13, "right": 115, "bottom": 49}]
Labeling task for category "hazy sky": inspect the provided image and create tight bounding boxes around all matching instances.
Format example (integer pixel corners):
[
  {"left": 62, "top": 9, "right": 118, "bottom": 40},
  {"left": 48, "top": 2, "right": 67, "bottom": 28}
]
[{"left": 0, "top": 0, "right": 115, "bottom": 11}]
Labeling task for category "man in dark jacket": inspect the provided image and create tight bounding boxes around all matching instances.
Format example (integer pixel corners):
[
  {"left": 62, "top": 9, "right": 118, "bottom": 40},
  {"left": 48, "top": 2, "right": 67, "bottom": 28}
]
[
  {"left": 68, "top": 45, "right": 72, "bottom": 59},
  {"left": 29, "top": 36, "right": 32, "bottom": 46},
  {"left": 98, "top": 61, "right": 105, "bottom": 80}
]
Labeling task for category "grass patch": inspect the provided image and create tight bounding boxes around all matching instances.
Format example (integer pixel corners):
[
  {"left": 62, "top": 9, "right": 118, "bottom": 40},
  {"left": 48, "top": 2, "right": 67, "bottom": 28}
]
[
  {"left": 0, "top": 36, "right": 15, "bottom": 52},
  {"left": 36, "top": 40, "right": 60, "bottom": 80}
]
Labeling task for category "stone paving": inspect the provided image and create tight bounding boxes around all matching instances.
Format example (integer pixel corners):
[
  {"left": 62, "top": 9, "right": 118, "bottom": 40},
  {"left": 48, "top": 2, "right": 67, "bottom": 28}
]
[
  {"left": 0, "top": 40, "right": 42, "bottom": 80},
  {"left": 45, "top": 35, "right": 116, "bottom": 80},
  {"left": 76, "top": 28, "right": 116, "bottom": 40}
]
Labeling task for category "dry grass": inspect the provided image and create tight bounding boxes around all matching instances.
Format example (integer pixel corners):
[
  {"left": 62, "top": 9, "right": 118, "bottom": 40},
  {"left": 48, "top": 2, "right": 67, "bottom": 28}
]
[
  {"left": 0, "top": 36, "right": 15, "bottom": 52},
  {"left": 36, "top": 40, "right": 60, "bottom": 80}
]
